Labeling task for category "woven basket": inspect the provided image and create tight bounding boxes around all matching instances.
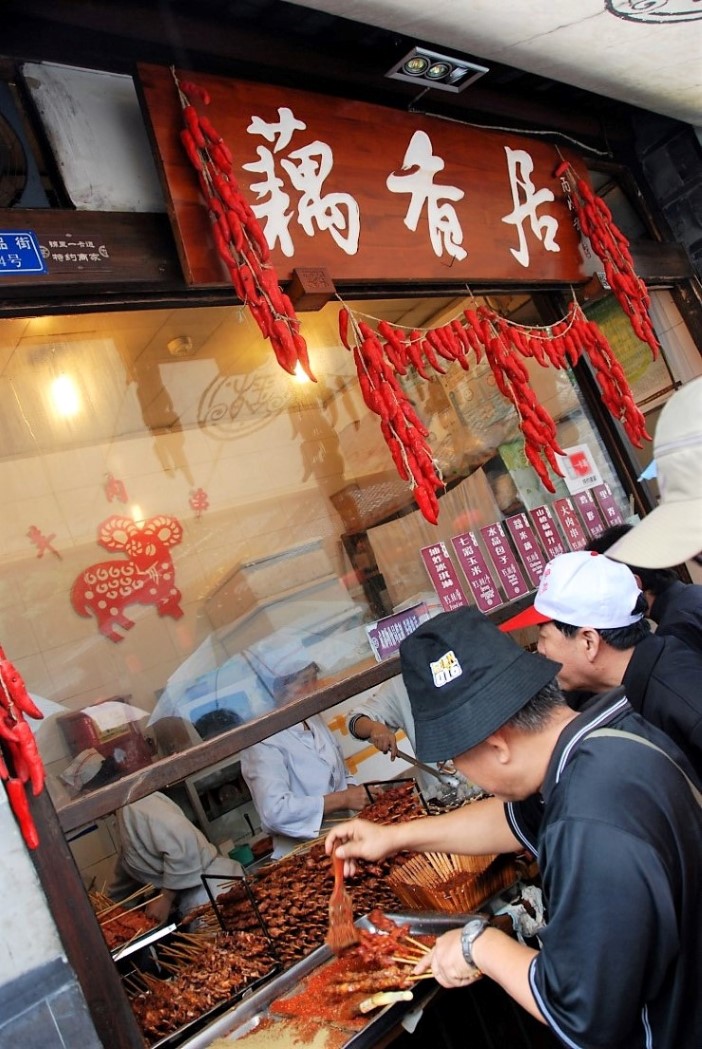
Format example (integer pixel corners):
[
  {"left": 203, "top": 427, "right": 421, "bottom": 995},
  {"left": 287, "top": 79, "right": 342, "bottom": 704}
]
[{"left": 387, "top": 852, "right": 516, "bottom": 914}]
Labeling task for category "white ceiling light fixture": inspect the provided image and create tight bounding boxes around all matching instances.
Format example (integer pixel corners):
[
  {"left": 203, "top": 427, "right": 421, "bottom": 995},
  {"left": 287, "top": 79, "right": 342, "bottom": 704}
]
[{"left": 386, "top": 47, "right": 489, "bottom": 93}]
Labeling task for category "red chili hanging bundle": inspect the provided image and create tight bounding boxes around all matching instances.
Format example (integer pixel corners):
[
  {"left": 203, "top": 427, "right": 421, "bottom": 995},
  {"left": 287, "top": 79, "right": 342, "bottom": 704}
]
[
  {"left": 174, "top": 70, "right": 315, "bottom": 381},
  {"left": 339, "top": 309, "right": 443, "bottom": 524},
  {"left": 341, "top": 293, "right": 650, "bottom": 519},
  {"left": 555, "top": 160, "right": 660, "bottom": 361},
  {"left": 0, "top": 646, "right": 45, "bottom": 849}
]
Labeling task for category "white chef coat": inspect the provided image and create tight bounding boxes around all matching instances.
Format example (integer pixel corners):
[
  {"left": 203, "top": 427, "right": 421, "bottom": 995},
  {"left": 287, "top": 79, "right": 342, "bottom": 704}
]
[
  {"left": 112, "top": 792, "right": 242, "bottom": 918},
  {"left": 239, "top": 715, "right": 355, "bottom": 858}
]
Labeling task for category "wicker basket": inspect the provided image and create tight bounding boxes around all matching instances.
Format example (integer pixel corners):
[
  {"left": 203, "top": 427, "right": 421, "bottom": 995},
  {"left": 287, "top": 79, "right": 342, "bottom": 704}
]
[{"left": 387, "top": 852, "right": 517, "bottom": 913}]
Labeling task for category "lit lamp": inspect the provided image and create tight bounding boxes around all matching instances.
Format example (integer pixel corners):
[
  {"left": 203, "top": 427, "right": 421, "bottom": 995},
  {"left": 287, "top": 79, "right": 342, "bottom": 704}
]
[{"left": 387, "top": 48, "right": 489, "bottom": 93}]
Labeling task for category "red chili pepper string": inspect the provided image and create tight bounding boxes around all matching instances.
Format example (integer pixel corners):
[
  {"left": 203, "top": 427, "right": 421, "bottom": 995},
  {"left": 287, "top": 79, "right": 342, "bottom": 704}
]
[
  {"left": 340, "top": 288, "right": 649, "bottom": 519},
  {"left": 173, "top": 69, "right": 315, "bottom": 382},
  {"left": 555, "top": 160, "right": 660, "bottom": 361},
  {"left": 0, "top": 649, "right": 45, "bottom": 849}
]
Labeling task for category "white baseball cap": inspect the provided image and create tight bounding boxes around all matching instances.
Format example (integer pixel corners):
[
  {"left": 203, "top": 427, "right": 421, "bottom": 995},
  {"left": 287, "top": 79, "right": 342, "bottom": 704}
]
[
  {"left": 499, "top": 551, "right": 643, "bottom": 631},
  {"left": 608, "top": 376, "right": 702, "bottom": 568}
]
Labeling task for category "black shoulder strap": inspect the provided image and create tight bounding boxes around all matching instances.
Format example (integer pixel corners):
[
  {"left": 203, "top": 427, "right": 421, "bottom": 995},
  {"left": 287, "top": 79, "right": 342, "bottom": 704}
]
[{"left": 586, "top": 727, "right": 702, "bottom": 809}]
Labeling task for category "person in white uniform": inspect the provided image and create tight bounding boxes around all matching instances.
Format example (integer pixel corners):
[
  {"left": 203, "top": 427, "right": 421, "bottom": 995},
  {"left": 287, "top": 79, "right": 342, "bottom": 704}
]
[
  {"left": 240, "top": 713, "right": 368, "bottom": 858},
  {"left": 110, "top": 790, "right": 243, "bottom": 922}
]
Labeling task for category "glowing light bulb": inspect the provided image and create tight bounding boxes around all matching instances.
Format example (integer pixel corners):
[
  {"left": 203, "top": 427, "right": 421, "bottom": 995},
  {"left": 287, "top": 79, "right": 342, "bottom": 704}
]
[
  {"left": 293, "top": 361, "right": 311, "bottom": 383},
  {"left": 50, "top": 374, "right": 81, "bottom": 417}
]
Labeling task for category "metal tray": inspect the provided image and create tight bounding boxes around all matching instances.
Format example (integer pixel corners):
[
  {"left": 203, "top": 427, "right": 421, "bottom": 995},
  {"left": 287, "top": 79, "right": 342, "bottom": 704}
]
[{"left": 177, "top": 910, "right": 478, "bottom": 1049}]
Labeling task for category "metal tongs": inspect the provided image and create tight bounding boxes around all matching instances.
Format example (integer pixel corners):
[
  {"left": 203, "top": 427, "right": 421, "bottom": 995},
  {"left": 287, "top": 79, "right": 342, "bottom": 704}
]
[{"left": 395, "top": 749, "right": 461, "bottom": 803}]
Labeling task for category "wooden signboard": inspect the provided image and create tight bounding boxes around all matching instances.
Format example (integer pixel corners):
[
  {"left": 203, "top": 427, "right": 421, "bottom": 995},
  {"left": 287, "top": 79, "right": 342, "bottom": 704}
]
[
  {"left": 0, "top": 209, "right": 180, "bottom": 287},
  {"left": 138, "top": 63, "right": 588, "bottom": 288}
]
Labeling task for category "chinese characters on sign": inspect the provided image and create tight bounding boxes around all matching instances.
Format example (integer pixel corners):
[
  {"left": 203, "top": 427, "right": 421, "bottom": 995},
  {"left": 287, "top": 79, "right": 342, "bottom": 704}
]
[
  {"left": 505, "top": 513, "right": 547, "bottom": 587},
  {"left": 365, "top": 603, "right": 429, "bottom": 662},
  {"left": 573, "top": 489, "right": 606, "bottom": 539},
  {"left": 553, "top": 497, "right": 589, "bottom": 551},
  {"left": 479, "top": 522, "right": 530, "bottom": 601},
  {"left": 0, "top": 231, "right": 46, "bottom": 275},
  {"left": 557, "top": 443, "right": 603, "bottom": 494},
  {"left": 451, "top": 532, "right": 503, "bottom": 613},
  {"left": 420, "top": 542, "right": 469, "bottom": 613},
  {"left": 501, "top": 148, "right": 560, "bottom": 268},
  {"left": 592, "top": 484, "right": 626, "bottom": 527},
  {"left": 242, "top": 113, "right": 561, "bottom": 265},
  {"left": 531, "top": 504, "right": 568, "bottom": 559},
  {"left": 244, "top": 106, "right": 360, "bottom": 257},
  {"left": 387, "top": 130, "right": 467, "bottom": 262}
]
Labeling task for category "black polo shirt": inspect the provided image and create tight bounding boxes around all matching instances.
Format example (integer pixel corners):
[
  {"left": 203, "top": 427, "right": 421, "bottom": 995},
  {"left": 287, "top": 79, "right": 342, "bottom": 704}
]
[
  {"left": 622, "top": 633, "right": 702, "bottom": 777},
  {"left": 505, "top": 690, "right": 702, "bottom": 1049},
  {"left": 651, "top": 579, "right": 702, "bottom": 653}
]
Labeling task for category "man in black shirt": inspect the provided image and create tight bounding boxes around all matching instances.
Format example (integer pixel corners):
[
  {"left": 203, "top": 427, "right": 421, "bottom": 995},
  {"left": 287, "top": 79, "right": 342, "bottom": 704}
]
[
  {"left": 326, "top": 607, "right": 702, "bottom": 1049},
  {"left": 587, "top": 523, "right": 702, "bottom": 652},
  {"left": 500, "top": 550, "right": 702, "bottom": 776}
]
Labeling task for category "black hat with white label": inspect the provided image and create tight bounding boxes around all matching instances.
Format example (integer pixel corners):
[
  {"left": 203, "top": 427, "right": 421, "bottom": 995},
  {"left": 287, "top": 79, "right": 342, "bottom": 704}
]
[{"left": 399, "top": 606, "right": 561, "bottom": 762}]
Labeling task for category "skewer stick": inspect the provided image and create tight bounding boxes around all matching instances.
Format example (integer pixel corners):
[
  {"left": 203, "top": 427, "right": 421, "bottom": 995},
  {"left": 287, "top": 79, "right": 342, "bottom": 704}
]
[
  {"left": 95, "top": 883, "right": 155, "bottom": 918},
  {"left": 100, "top": 894, "right": 163, "bottom": 925},
  {"left": 390, "top": 954, "right": 425, "bottom": 965},
  {"left": 400, "top": 935, "right": 432, "bottom": 955}
]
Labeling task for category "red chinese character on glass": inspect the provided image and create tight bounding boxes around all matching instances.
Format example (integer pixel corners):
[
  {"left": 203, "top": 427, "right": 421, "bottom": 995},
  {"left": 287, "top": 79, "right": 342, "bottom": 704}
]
[
  {"left": 189, "top": 488, "right": 210, "bottom": 518},
  {"left": 27, "top": 525, "right": 62, "bottom": 560}
]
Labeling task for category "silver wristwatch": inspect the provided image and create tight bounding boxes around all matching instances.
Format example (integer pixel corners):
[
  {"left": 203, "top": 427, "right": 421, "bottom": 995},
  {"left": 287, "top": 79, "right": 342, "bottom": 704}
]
[{"left": 460, "top": 915, "right": 489, "bottom": 969}]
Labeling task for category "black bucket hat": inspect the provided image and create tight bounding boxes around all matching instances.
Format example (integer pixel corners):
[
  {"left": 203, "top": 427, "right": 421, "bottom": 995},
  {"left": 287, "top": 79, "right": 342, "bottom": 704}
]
[{"left": 399, "top": 606, "right": 562, "bottom": 763}]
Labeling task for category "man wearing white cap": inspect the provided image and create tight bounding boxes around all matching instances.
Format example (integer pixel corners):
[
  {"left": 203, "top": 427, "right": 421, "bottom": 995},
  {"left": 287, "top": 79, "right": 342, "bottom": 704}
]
[
  {"left": 500, "top": 551, "right": 702, "bottom": 775},
  {"left": 607, "top": 375, "right": 702, "bottom": 568}
]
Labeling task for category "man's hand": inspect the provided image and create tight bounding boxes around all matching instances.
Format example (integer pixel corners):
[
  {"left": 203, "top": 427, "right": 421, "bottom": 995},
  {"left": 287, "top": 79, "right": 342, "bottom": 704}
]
[
  {"left": 145, "top": 888, "right": 176, "bottom": 924},
  {"left": 369, "top": 723, "right": 398, "bottom": 758},
  {"left": 414, "top": 927, "right": 482, "bottom": 989},
  {"left": 324, "top": 817, "right": 398, "bottom": 875},
  {"left": 344, "top": 784, "right": 370, "bottom": 811}
]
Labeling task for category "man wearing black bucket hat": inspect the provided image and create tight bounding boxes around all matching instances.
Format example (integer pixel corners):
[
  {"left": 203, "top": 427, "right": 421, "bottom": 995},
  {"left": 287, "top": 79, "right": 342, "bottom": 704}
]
[{"left": 326, "top": 606, "right": 702, "bottom": 1049}]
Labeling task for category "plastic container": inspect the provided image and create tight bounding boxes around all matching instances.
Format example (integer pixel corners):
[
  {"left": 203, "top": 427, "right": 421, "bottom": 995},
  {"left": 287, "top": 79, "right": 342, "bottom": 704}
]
[{"left": 229, "top": 843, "right": 254, "bottom": 866}]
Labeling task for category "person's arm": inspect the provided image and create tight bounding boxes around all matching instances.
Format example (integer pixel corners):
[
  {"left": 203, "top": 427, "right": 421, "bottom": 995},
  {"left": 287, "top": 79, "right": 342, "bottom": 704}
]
[
  {"left": 145, "top": 888, "right": 177, "bottom": 923},
  {"left": 323, "top": 784, "right": 369, "bottom": 814},
  {"left": 414, "top": 926, "right": 542, "bottom": 1020},
  {"left": 349, "top": 714, "right": 399, "bottom": 758},
  {"left": 326, "top": 796, "right": 522, "bottom": 872}
]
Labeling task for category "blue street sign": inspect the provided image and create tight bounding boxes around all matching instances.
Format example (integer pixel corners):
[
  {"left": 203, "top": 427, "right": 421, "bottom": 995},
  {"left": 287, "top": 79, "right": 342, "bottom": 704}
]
[{"left": 0, "top": 230, "right": 47, "bottom": 274}]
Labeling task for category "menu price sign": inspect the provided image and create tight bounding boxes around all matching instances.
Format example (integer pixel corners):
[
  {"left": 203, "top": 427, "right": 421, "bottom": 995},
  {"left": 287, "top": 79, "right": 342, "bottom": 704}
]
[
  {"left": 591, "top": 484, "right": 626, "bottom": 527},
  {"left": 366, "top": 603, "right": 429, "bottom": 662},
  {"left": 530, "top": 505, "right": 567, "bottom": 559},
  {"left": 479, "top": 522, "right": 530, "bottom": 601},
  {"left": 451, "top": 532, "right": 503, "bottom": 613},
  {"left": 505, "top": 513, "right": 547, "bottom": 587},
  {"left": 573, "top": 490, "right": 606, "bottom": 539},
  {"left": 553, "top": 497, "right": 588, "bottom": 551},
  {"left": 420, "top": 542, "right": 469, "bottom": 613}
]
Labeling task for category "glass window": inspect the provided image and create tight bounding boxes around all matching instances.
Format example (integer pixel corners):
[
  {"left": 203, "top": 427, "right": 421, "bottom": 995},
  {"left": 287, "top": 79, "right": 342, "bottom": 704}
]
[{"left": 1, "top": 294, "right": 631, "bottom": 807}]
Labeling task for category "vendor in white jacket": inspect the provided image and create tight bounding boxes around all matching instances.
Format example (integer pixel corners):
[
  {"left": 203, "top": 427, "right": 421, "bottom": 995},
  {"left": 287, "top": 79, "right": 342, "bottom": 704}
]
[{"left": 240, "top": 663, "right": 368, "bottom": 858}]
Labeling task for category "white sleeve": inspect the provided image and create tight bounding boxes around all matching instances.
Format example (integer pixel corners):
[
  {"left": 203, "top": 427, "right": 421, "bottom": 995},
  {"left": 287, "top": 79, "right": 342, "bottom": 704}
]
[{"left": 240, "top": 740, "right": 325, "bottom": 841}]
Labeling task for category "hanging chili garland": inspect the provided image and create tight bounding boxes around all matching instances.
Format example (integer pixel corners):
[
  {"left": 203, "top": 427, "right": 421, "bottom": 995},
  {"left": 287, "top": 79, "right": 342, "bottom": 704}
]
[
  {"left": 339, "top": 296, "right": 650, "bottom": 522},
  {"left": 554, "top": 159, "right": 660, "bottom": 360},
  {"left": 173, "top": 70, "right": 316, "bottom": 381},
  {"left": 0, "top": 647, "right": 45, "bottom": 849},
  {"left": 172, "top": 73, "right": 653, "bottom": 525}
]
